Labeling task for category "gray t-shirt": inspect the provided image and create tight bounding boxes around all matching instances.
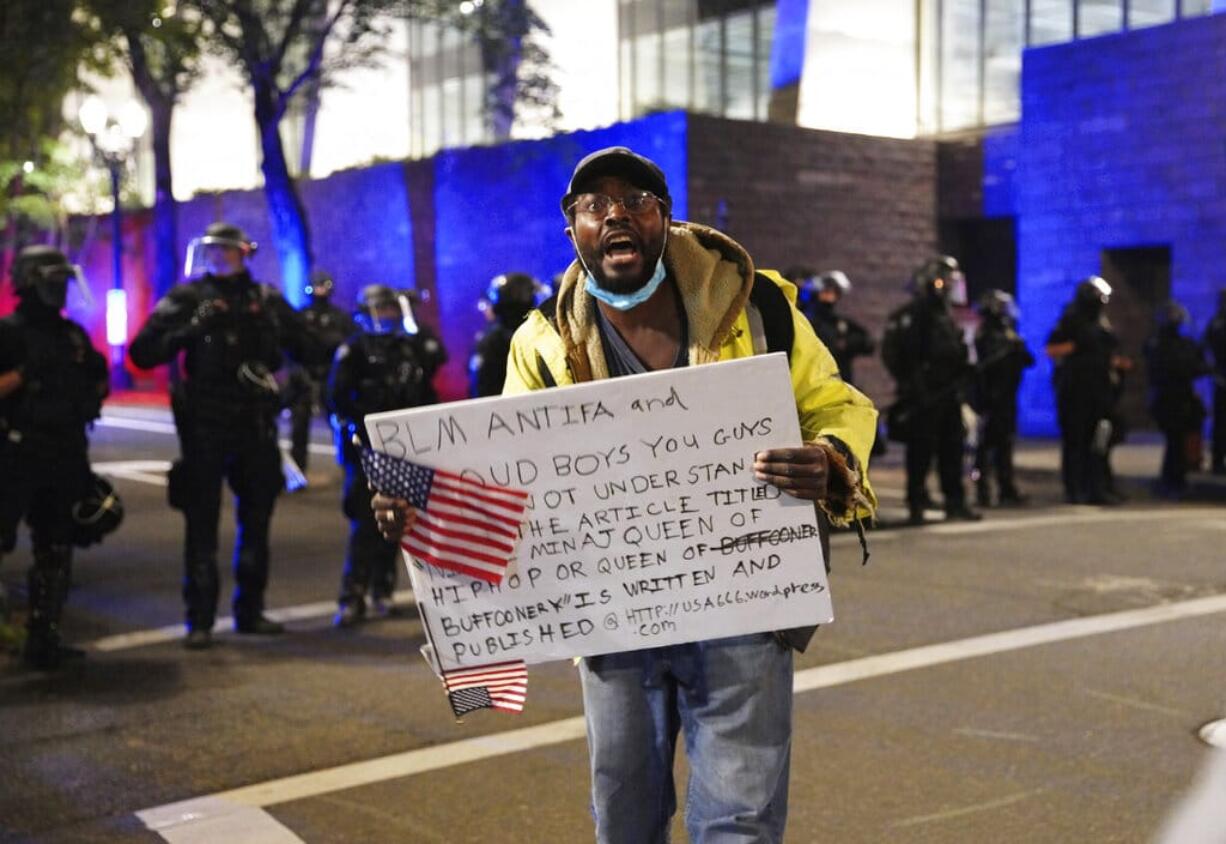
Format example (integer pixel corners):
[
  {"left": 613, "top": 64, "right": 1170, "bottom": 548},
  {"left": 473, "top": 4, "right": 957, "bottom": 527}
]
[{"left": 593, "top": 280, "right": 689, "bottom": 377}]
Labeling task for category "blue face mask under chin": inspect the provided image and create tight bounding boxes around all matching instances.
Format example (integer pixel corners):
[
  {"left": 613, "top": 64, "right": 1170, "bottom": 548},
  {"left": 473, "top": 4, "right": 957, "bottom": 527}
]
[{"left": 584, "top": 235, "right": 669, "bottom": 312}]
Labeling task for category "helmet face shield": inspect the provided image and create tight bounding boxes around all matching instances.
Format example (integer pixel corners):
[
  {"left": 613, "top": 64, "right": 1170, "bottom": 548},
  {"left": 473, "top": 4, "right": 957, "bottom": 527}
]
[
  {"left": 479, "top": 274, "right": 551, "bottom": 320},
  {"left": 20, "top": 261, "right": 91, "bottom": 312},
  {"left": 977, "top": 290, "right": 1018, "bottom": 322},
  {"left": 355, "top": 287, "right": 417, "bottom": 335},
  {"left": 184, "top": 234, "right": 255, "bottom": 280}
]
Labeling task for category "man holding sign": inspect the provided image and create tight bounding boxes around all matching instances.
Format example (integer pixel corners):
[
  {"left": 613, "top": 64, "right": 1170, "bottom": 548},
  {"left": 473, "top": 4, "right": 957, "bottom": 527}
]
[{"left": 374, "top": 147, "right": 876, "bottom": 843}]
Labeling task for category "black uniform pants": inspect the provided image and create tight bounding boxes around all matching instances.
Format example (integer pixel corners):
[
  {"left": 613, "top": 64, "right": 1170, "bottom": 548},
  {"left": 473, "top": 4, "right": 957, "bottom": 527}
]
[
  {"left": 177, "top": 420, "right": 283, "bottom": 630},
  {"left": 339, "top": 460, "right": 400, "bottom": 607},
  {"left": 1057, "top": 399, "right": 1109, "bottom": 503},
  {"left": 286, "top": 369, "right": 322, "bottom": 472},
  {"left": 0, "top": 445, "right": 88, "bottom": 640},
  {"left": 905, "top": 397, "right": 967, "bottom": 514},
  {"left": 1213, "top": 384, "right": 1226, "bottom": 471},
  {"left": 974, "top": 405, "right": 1019, "bottom": 498},
  {"left": 1159, "top": 426, "right": 1192, "bottom": 491}
]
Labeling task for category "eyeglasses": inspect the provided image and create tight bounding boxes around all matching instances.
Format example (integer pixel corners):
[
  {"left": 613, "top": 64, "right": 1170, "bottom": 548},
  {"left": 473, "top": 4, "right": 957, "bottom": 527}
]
[{"left": 567, "top": 190, "right": 663, "bottom": 219}]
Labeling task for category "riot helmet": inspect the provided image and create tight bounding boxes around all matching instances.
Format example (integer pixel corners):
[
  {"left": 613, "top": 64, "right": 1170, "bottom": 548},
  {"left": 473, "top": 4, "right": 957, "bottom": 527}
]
[
  {"left": 11, "top": 245, "right": 90, "bottom": 312},
  {"left": 355, "top": 284, "right": 416, "bottom": 335},
  {"left": 1074, "top": 276, "right": 1112, "bottom": 313},
  {"left": 479, "top": 273, "right": 550, "bottom": 325},
  {"left": 184, "top": 222, "right": 257, "bottom": 280},
  {"left": 814, "top": 270, "right": 851, "bottom": 304},
  {"left": 305, "top": 269, "right": 334, "bottom": 301},
  {"left": 913, "top": 255, "right": 965, "bottom": 303},
  {"left": 1156, "top": 299, "right": 1189, "bottom": 332},
  {"left": 792, "top": 268, "right": 851, "bottom": 307},
  {"left": 976, "top": 289, "right": 1019, "bottom": 324},
  {"left": 71, "top": 474, "right": 124, "bottom": 548}
]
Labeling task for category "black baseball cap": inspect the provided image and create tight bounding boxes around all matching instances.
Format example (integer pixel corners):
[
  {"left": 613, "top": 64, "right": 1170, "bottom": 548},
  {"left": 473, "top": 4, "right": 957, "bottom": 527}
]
[{"left": 561, "top": 146, "right": 671, "bottom": 215}]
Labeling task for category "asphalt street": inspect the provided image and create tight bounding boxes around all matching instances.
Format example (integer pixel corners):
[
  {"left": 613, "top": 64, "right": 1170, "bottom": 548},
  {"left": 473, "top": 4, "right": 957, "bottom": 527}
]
[{"left": 1, "top": 402, "right": 1224, "bottom": 843}]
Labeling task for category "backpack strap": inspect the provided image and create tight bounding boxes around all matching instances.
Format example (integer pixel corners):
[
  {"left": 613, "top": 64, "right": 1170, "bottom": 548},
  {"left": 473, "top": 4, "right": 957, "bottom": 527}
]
[
  {"left": 531, "top": 294, "right": 562, "bottom": 388},
  {"left": 537, "top": 294, "right": 559, "bottom": 330},
  {"left": 747, "top": 271, "right": 795, "bottom": 362}
]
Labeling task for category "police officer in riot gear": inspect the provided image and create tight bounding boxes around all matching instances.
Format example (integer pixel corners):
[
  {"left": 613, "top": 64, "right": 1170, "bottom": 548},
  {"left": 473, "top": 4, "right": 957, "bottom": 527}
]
[
  {"left": 789, "top": 268, "right": 875, "bottom": 387},
  {"left": 972, "top": 290, "right": 1034, "bottom": 507},
  {"left": 1046, "top": 276, "right": 1132, "bottom": 504},
  {"left": 0, "top": 246, "right": 109, "bottom": 669},
  {"left": 1145, "top": 301, "right": 1210, "bottom": 497},
  {"left": 327, "top": 285, "right": 430, "bottom": 626},
  {"left": 1205, "top": 289, "right": 1226, "bottom": 474},
  {"left": 130, "top": 222, "right": 308, "bottom": 649},
  {"left": 286, "top": 270, "right": 355, "bottom": 478},
  {"left": 883, "top": 256, "right": 980, "bottom": 524},
  {"left": 469, "top": 273, "right": 548, "bottom": 398}
]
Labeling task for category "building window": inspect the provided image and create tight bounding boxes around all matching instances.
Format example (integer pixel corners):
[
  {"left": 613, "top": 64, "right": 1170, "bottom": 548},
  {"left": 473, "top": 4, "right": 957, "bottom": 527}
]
[
  {"left": 924, "top": 0, "right": 1213, "bottom": 134},
  {"left": 618, "top": 0, "right": 775, "bottom": 122},
  {"left": 409, "top": 20, "right": 490, "bottom": 159}
]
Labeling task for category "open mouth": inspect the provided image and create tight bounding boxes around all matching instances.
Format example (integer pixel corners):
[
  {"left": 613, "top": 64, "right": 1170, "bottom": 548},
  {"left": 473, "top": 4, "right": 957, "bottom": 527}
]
[{"left": 603, "top": 232, "right": 641, "bottom": 265}]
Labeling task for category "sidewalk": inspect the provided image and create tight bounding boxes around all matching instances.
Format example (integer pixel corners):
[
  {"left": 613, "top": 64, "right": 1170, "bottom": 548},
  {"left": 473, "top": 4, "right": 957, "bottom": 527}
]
[{"left": 859, "top": 433, "right": 1225, "bottom": 527}]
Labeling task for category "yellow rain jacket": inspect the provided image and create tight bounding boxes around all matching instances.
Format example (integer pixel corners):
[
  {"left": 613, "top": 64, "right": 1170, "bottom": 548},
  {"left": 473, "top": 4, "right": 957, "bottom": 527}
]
[{"left": 504, "top": 220, "right": 877, "bottom": 526}]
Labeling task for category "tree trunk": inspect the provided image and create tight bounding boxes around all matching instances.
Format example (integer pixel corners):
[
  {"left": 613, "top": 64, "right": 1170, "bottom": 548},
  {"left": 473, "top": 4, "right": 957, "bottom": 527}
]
[
  {"left": 483, "top": 0, "right": 525, "bottom": 142},
  {"left": 254, "top": 81, "right": 312, "bottom": 307},
  {"left": 150, "top": 96, "right": 178, "bottom": 297}
]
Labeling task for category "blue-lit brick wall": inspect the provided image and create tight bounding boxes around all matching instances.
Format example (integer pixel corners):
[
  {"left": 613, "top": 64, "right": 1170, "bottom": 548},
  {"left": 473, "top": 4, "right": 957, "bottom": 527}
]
[
  {"left": 981, "top": 128, "right": 1019, "bottom": 219},
  {"left": 1015, "top": 14, "right": 1226, "bottom": 435},
  {"left": 429, "top": 111, "right": 689, "bottom": 399},
  {"left": 175, "top": 161, "right": 414, "bottom": 310}
]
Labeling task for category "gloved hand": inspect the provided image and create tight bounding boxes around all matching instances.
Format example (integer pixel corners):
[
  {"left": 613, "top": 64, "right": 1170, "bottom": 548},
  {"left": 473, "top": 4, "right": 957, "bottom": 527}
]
[{"left": 190, "top": 298, "right": 230, "bottom": 331}]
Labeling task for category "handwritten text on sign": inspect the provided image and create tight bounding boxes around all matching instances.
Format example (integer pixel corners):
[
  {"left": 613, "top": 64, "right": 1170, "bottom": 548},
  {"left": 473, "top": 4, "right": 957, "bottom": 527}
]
[{"left": 366, "top": 354, "right": 832, "bottom": 671}]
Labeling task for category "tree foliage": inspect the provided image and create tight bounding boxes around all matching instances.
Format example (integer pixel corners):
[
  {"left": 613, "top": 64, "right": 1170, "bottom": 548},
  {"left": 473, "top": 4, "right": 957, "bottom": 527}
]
[
  {"left": 442, "top": 0, "right": 560, "bottom": 140},
  {"left": 0, "top": 1, "right": 104, "bottom": 163}
]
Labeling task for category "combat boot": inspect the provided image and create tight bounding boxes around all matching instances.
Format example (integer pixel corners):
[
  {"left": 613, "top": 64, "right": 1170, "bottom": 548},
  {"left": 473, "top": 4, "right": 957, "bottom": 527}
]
[
  {"left": 24, "top": 547, "right": 82, "bottom": 670},
  {"left": 333, "top": 600, "right": 366, "bottom": 629},
  {"left": 998, "top": 486, "right": 1029, "bottom": 506},
  {"left": 235, "top": 614, "right": 285, "bottom": 635},
  {"left": 975, "top": 479, "right": 992, "bottom": 508}
]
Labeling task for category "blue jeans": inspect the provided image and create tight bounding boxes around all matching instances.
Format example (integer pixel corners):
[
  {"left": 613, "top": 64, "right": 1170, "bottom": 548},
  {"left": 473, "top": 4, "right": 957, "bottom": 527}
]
[{"left": 578, "top": 633, "right": 794, "bottom": 844}]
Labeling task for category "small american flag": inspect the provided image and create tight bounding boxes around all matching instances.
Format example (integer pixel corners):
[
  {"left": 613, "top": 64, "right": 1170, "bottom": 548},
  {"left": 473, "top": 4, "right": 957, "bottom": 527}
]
[
  {"left": 361, "top": 449, "right": 529, "bottom": 583},
  {"left": 443, "top": 660, "right": 528, "bottom": 716}
]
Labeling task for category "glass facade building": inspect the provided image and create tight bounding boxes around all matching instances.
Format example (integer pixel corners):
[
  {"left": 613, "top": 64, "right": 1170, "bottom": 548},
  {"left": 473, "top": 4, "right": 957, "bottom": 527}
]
[
  {"left": 402, "top": 0, "right": 1220, "bottom": 159},
  {"left": 408, "top": 20, "right": 491, "bottom": 159},
  {"left": 617, "top": 0, "right": 777, "bottom": 121},
  {"left": 925, "top": 0, "right": 1214, "bottom": 132}
]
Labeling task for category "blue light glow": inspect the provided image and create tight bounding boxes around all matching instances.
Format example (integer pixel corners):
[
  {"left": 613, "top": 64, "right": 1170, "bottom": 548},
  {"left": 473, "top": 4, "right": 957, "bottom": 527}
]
[{"left": 769, "top": 0, "right": 809, "bottom": 91}]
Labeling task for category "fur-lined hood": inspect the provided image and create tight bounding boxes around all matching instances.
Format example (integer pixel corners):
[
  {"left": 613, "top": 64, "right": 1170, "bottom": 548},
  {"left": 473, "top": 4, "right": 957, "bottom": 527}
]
[{"left": 550, "top": 220, "right": 756, "bottom": 382}]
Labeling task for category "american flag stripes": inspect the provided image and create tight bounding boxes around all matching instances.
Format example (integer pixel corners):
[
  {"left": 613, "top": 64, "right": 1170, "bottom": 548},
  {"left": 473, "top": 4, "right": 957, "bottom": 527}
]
[
  {"left": 360, "top": 448, "right": 529, "bottom": 584},
  {"left": 443, "top": 660, "right": 528, "bottom": 716}
]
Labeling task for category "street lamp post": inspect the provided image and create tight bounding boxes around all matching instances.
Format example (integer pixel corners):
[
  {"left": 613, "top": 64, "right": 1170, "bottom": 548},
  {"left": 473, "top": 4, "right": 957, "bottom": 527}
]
[{"left": 79, "top": 95, "right": 148, "bottom": 392}]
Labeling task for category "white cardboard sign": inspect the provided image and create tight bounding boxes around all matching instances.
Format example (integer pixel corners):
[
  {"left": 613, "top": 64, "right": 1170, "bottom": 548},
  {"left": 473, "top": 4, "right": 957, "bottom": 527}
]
[{"left": 365, "top": 354, "right": 832, "bottom": 671}]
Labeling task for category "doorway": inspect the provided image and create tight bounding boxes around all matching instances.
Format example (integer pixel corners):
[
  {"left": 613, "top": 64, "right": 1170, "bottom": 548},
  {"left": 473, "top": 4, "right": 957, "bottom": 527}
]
[
  {"left": 939, "top": 216, "right": 1017, "bottom": 305},
  {"left": 1100, "top": 245, "right": 1171, "bottom": 433}
]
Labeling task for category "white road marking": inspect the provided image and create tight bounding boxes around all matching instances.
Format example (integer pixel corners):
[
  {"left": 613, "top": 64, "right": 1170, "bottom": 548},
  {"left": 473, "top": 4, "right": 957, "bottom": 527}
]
[
  {"left": 92, "top": 459, "right": 173, "bottom": 487},
  {"left": 97, "top": 414, "right": 334, "bottom": 455},
  {"left": 924, "top": 507, "right": 1222, "bottom": 536},
  {"left": 135, "top": 591, "right": 1226, "bottom": 841},
  {"left": 890, "top": 788, "right": 1046, "bottom": 828},
  {"left": 87, "top": 590, "right": 418, "bottom": 652},
  {"left": 952, "top": 728, "right": 1040, "bottom": 743},
  {"left": 792, "top": 593, "right": 1226, "bottom": 693},
  {"left": 1084, "top": 688, "right": 1190, "bottom": 720},
  {"left": 98, "top": 415, "right": 179, "bottom": 435},
  {"left": 137, "top": 796, "right": 304, "bottom": 844}
]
